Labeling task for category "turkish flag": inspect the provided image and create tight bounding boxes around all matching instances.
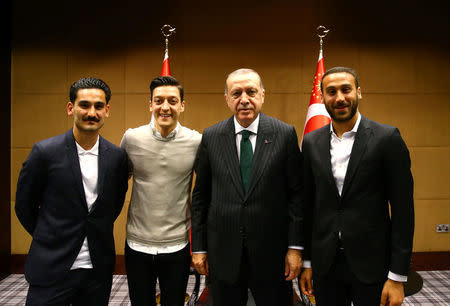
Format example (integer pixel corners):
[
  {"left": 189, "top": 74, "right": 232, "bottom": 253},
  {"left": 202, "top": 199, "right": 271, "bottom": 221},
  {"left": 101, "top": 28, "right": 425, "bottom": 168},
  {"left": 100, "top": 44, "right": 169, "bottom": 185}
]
[
  {"left": 302, "top": 51, "right": 331, "bottom": 139},
  {"left": 161, "top": 51, "right": 170, "bottom": 76}
]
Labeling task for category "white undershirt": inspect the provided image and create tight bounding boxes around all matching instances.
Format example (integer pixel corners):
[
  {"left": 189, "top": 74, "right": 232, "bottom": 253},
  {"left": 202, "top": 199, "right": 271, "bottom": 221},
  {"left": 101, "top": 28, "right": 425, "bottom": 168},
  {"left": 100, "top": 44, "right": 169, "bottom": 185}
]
[{"left": 70, "top": 137, "right": 99, "bottom": 270}]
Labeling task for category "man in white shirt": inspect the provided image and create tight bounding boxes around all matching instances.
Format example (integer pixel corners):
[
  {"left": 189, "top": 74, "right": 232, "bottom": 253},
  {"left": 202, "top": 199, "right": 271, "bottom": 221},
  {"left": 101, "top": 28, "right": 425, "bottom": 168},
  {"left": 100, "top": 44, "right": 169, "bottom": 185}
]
[
  {"left": 15, "top": 77, "right": 129, "bottom": 305},
  {"left": 300, "top": 67, "right": 414, "bottom": 306},
  {"left": 120, "top": 76, "right": 201, "bottom": 306}
]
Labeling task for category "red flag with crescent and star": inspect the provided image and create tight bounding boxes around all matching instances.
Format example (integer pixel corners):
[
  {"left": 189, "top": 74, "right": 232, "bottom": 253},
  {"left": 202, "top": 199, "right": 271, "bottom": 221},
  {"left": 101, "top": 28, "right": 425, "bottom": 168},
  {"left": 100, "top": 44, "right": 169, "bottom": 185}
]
[{"left": 302, "top": 49, "right": 331, "bottom": 139}]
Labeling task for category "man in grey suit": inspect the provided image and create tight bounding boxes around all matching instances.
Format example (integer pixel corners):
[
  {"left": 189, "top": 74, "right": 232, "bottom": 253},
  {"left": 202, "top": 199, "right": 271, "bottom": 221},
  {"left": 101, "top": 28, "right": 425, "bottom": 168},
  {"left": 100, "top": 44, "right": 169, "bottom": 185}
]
[
  {"left": 299, "top": 67, "right": 414, "bottom": 306},
  {"left": 191, "top": 68, "right": 303, "bottom": 306}
]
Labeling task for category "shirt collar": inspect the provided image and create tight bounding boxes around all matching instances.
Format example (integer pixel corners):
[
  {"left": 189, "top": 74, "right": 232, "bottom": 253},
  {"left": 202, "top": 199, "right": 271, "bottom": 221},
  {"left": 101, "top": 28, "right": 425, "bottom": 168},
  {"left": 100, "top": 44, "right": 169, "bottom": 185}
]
[
  {"left": 330, "top": 112, "right": 361, "bottom": 136},
  {"left": 76, "top": 136, "right": 99, "bottom": 156},
  {"left": 234, "top": 114, "right": 259, "bottom": 135},
  {"left": 151, "top": 120, "right": 180, "bottom": 141}
]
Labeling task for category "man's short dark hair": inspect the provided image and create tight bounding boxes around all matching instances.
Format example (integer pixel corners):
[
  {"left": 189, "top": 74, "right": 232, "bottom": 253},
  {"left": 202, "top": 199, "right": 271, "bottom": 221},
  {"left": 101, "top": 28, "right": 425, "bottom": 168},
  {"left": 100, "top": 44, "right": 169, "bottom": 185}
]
[
  {"left": 320, "top": 67, "right": 359, "bottom": 93},
  {"left": 150, "top": 76, "right": 184, "bottom": 101},
  {"left": 69, "top": 77, "right": 111, "bottom": 103}
]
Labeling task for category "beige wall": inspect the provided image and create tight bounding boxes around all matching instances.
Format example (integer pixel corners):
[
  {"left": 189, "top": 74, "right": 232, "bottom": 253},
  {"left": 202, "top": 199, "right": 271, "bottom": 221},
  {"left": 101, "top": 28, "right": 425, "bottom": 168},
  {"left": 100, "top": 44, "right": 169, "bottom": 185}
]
[{"left": 10, "top": 2, "right": 450, "bottom": 255}]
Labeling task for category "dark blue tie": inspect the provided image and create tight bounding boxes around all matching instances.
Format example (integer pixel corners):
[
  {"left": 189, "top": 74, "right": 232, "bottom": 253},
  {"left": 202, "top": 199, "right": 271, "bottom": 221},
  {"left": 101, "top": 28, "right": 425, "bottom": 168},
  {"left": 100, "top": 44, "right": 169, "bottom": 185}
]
[{"left": 240, "top": 130, "right": 253, "bottom": 192}]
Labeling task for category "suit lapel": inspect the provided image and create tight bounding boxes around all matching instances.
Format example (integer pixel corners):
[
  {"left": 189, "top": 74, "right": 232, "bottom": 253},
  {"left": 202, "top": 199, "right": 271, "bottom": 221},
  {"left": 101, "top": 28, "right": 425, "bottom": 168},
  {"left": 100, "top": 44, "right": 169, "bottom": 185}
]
[
  {"left": 316, "top": 126, "right": 340, "bottom": 198},
  {"left": 65, "top": 130, "right": 88, "bottom": 211},
  {"left": 95, "top": 136, "right": 108, "bottom": 209},
  {"left": 341, "top": 116, "right": 371, "bottom": 198},
  {"left": 245, "top": 114, "right": 274, "bottom": 199},
  {"left": 221, "top": 117, "right": 245, "bottom": 200}
]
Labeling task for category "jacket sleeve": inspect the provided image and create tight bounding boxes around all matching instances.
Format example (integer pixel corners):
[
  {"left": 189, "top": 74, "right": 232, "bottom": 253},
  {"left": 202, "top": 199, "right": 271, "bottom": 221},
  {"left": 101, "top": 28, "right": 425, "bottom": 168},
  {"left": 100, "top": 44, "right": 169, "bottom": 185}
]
[
  {"left": 191, "top": 135, "right": 212, "bottom": 252},
  {"left": 113, "top": 150, "right": 129, "bottom": 221},
  {"left": 383, "top": 128, "right": 415, "bottom": 276},
  {"left": 301, "top": 136, "right": 315, "bottom": 261},
  {"left": 15, "top": 144, "right": 46, "bottom": 235},
  {"left": 285, "top": 126, "right": 304, "bottom": 248}
]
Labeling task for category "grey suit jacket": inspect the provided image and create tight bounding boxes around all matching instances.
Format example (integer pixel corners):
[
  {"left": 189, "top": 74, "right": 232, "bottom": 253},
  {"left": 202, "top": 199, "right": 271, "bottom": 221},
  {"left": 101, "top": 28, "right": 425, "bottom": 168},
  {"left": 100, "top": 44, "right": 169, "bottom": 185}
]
[
  {"left": 191, "top": 113, "right": 303, "bottom": 283},
  {"left": 302, "top": 115, "right": 414, "bottom": 284}
]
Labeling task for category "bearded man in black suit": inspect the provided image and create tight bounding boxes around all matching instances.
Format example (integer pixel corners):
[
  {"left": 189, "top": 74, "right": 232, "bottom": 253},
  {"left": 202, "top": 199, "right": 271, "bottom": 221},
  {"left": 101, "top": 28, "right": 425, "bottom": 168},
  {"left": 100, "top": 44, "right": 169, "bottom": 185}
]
[{"left": 300, "top": 67, "right": 414, "bottom": 306}]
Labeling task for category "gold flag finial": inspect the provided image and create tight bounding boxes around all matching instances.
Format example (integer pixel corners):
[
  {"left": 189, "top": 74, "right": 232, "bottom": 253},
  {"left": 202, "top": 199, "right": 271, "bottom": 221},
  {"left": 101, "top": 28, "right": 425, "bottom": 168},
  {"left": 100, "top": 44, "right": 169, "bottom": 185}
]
[
  {"left": 316, "top": 25, "right": 330, "bottom": 53},
  {"left": 161, "top": 25, "right": 176, "bottom": 53}
]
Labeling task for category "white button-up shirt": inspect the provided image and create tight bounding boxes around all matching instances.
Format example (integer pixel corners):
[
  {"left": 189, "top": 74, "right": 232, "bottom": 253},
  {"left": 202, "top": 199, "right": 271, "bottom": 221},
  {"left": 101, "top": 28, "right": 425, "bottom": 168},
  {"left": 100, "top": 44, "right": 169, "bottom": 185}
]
[
  {"left": 71, "top": 136, "right": 99, "bottom": 270},
  {"left": 330, "top": 114, "right": 361, "bottom": 195}
]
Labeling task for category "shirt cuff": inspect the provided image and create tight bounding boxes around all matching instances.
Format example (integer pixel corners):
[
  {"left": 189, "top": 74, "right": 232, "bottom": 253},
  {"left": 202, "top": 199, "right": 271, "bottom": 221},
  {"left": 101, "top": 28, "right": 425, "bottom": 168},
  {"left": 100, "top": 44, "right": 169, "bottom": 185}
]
[
  {"left": 303, "top": 260, "right": 312, "bottom": 268},
  {"left": 388, "top": 271, "right": 407, "bottom": 282},
  {"left": 192, "top": 251, "right": 207, "bottom": 254},
  {"left": 288, "top": 246, "right": 304, "bottom": 250}
]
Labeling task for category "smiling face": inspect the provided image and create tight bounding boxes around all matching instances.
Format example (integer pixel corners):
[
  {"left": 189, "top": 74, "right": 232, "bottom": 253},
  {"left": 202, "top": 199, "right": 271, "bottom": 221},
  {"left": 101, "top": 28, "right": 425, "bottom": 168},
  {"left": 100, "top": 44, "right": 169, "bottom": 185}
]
[
  {"left": 67, "top": 88, "right": 110, "bottom": 135},
  {"left": 225, "top": 71, "right": 265, "bottom": 128},
  {"left": 322, "top": 72, "right": 361, "bottom": 123},
  {"left": 150, "top": 85, "right": 185, "bottom": 136}
]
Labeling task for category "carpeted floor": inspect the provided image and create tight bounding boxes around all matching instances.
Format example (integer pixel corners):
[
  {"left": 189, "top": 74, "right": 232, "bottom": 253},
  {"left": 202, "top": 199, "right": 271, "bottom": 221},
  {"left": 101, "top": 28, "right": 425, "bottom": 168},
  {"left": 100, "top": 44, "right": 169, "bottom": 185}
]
[{"left": 0, "top": 271, "right": 448, "bottom": 305}]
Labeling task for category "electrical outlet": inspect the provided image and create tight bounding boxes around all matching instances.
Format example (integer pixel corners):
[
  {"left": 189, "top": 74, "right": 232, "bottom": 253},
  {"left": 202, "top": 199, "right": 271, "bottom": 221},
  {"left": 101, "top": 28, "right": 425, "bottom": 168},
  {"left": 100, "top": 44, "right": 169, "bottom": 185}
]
[{"left": 436, "top": 224, "right": 449, "bottom": 233}]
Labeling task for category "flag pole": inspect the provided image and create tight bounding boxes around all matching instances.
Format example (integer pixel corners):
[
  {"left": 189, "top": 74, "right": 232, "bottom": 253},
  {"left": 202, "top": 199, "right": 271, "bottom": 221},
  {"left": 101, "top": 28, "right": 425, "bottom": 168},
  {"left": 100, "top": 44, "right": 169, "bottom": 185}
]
[
  {"left": 160, "top": 24, "right": 176, "bottom": 76},
  {"left": 301, "top": 25, "right": 331, "bottom": 142},
  {"left": 317, "top": 25, "right": 329, "bottom": 54},
  {"left": 317, "top": 25, "right": 329, "bottom": 65}
]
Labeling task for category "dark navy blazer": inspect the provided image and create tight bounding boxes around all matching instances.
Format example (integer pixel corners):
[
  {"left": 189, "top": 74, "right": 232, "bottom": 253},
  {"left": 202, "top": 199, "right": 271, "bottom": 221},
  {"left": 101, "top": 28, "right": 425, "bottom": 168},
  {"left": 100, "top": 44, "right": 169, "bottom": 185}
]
[{"left": 15, "top": 129, "right": 128, "bottom": 286}]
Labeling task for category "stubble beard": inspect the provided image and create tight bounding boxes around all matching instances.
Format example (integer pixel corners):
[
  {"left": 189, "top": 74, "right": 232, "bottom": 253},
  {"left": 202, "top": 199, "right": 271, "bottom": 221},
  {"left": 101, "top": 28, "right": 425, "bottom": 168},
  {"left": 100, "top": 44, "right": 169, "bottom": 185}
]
[{"left": 326, "top": 97, "right": 359, "bottom": 123}]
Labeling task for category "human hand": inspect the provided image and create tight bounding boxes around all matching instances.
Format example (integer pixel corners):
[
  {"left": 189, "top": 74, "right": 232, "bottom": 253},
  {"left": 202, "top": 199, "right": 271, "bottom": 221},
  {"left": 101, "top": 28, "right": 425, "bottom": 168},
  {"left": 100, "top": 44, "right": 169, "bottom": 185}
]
[
  {"left": 192, "top": 253, "right": 209, "bottom": 276},
  {"left": 380, "top": 279, "right": 404, "bottom": 306},
  {"left": 299, "top": 268, "right": 314, "bottom": 296},
  {"left": 285, "top": 249, "right": 302, "bottom": 281}
]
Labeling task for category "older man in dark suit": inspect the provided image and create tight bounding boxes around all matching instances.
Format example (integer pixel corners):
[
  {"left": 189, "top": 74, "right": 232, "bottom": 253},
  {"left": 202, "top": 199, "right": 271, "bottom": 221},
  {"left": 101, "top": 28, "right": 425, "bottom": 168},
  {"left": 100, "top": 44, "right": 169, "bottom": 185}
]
[
  {"left": 300, "top": 67, "right": 414, "bottom": 306},
  {"left": 15, "top": 77, "right": 128, "bottom": 306},
  {"left": 191, "top": 68, "right": 304, "bottom": 306}
]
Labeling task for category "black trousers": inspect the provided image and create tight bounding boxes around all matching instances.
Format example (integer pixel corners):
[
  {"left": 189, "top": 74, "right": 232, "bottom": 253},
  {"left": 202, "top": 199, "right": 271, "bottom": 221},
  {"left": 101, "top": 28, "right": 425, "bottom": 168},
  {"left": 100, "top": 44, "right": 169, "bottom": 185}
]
[
  {"left": 26, "top": 268, "right": 112, "bottom": 306},
  {"left": 125, "top": 242, "right": 191, "bottom": 306},
  {"left": 313, "top": 249, "right": 384, "bottom": 306},
  {"left": 210, "top": 246, "right": 293, "bottom": 306}
]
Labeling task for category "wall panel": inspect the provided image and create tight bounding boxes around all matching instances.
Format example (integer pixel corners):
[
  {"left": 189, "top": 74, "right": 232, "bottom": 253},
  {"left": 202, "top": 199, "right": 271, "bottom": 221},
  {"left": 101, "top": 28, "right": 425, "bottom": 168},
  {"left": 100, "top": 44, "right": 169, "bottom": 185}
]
[{"left": 10, "top": 1, "right": 450, "bottom": 259}]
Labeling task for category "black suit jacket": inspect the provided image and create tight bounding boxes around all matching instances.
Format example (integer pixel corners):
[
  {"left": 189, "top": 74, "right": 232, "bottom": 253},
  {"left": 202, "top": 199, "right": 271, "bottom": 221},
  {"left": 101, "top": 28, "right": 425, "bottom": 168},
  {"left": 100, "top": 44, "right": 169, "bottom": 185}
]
[
  {"left": 191, "top": 113, "right": 303, "bottom": 283},
  {"left": 15, "top": 129, "right": 129, "bottom": 286},
  {"left": 302, "top": 115, "right": 414, "bottom": 284}
]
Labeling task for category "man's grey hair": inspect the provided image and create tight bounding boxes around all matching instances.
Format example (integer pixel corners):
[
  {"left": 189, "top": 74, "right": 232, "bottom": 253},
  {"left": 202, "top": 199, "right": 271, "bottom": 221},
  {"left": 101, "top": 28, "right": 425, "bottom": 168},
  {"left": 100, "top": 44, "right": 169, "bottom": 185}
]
[{"left": 224, "top": 68, "right": 265, "bottom": 95}]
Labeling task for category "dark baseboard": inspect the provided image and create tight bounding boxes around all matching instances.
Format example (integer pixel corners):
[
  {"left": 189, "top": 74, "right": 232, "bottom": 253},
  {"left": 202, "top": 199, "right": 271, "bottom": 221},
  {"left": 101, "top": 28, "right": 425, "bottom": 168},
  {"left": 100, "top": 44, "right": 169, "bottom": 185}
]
[
  {"left": 115, "top": 255, "right": 126, "bottom": 274},
  {"left": 10, "top": 252, "right": 450, "bottom": 275},
  {"left": 11, "top": 254, "right": 26, "bottom": 274},
  {"left": 410, "top": 252, "right": 450, "bottom": 271}
]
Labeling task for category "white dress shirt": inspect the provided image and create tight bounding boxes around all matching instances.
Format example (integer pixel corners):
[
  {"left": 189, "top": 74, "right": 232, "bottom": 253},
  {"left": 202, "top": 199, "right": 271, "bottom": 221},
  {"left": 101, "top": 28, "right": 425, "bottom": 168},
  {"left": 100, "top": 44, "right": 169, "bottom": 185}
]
[
  {"left": 71, "top": 137, "right": 99, "bottom": 270},
  {"left": 330, "top": 115, "right": 360, "bottom": 195}
]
